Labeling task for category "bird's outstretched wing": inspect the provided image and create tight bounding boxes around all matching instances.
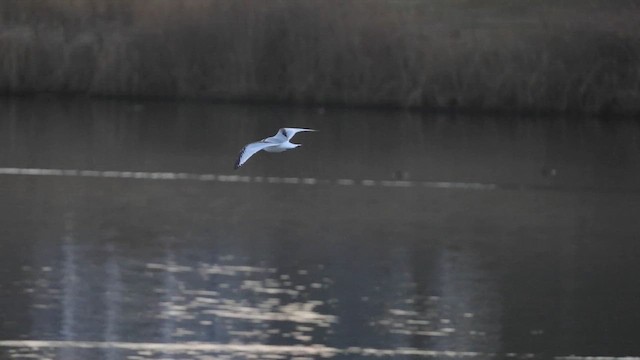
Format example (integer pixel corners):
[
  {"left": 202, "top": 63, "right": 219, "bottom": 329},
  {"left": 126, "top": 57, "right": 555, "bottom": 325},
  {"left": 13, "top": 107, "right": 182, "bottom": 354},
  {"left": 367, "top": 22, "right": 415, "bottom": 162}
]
[
  {"left": 234, "top": 141, "right": 279, "bottom": 169},
  {"left": 274, "top": 128, "right": 317, "bottom": 141}
]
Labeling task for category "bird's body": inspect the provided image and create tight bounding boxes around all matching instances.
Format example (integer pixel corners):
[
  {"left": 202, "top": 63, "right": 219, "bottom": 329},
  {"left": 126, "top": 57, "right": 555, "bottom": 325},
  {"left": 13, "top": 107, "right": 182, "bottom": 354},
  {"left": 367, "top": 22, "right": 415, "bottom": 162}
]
[{"left": 234, "top": 128, "right": 316, "bottom": 169}]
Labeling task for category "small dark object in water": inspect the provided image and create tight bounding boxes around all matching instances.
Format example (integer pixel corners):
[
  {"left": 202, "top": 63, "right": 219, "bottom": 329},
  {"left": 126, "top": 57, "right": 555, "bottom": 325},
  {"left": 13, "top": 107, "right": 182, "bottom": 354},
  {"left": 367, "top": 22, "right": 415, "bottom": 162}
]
[{"left": 392, "top": 170, "right": 410, "bottom": 180}]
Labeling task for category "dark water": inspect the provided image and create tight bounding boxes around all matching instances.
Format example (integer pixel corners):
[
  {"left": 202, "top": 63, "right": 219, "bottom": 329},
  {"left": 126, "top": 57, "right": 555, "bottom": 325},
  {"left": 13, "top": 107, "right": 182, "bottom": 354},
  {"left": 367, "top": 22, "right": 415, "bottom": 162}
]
[{"left": 1, "top": 98, "right": 640, "bottom": 360}]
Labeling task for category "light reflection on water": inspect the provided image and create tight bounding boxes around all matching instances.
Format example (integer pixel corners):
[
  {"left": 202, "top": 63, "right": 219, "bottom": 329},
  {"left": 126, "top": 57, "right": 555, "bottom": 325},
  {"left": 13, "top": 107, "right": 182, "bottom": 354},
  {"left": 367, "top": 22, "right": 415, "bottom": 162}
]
[
  {"left": 0, "top": 180, "right": 505, "bottom": 358},
  {"left": 1, "top": 98, "right": 640, "bottom": 359},
  {"left": 4, "top": 239, "right": 500, "bottom": 359}
]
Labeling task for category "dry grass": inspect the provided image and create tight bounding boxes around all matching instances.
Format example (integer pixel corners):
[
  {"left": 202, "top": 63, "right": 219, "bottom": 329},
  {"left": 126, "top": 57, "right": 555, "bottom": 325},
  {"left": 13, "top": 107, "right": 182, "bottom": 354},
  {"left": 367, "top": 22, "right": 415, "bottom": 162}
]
[{"left": 1, "top": 0, "right": 640, "bottom": 116}]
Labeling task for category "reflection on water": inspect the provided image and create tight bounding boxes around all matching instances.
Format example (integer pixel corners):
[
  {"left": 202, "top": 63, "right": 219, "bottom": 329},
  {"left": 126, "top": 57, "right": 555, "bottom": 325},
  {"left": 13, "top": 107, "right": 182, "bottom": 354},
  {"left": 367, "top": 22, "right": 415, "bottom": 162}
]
[{"left": 1, "top": 98, "right": 640, "bottom": 359}]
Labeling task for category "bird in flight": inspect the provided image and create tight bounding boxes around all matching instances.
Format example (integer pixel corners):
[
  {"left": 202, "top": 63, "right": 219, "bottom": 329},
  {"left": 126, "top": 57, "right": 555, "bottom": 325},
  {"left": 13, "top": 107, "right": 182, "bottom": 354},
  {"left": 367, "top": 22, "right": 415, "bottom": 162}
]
[{"left": 234, "top": 128, "right": 317, "bottom": 169}]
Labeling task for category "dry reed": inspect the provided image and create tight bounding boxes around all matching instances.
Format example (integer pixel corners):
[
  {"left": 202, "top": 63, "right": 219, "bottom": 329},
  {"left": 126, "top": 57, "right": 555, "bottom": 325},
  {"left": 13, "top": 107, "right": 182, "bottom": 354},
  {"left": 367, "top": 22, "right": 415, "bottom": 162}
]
[{"left": 1, "top": 0, "right": 639, "bottom": 116}]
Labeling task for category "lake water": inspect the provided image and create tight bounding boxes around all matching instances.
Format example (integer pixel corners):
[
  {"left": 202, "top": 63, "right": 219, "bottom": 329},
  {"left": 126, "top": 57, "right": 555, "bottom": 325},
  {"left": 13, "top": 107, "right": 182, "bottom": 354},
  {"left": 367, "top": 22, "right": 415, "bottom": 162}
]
[{"left": 1, "top": 98, "right": 640, "bottom": 360}]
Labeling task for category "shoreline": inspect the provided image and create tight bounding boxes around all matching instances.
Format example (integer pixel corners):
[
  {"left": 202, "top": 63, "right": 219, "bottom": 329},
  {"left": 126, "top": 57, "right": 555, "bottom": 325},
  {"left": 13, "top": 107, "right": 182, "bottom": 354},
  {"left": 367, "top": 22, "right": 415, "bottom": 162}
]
[{"left": 3, "top": 92, "right": 636, "bottom": 121}]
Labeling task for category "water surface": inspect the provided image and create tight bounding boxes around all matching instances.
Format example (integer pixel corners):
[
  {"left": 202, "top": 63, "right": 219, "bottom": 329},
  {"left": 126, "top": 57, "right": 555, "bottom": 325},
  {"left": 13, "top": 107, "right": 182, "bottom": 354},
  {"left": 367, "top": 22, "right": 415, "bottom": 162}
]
[{"left": 1, "top": 98, "right": 640, "bottom": 359}]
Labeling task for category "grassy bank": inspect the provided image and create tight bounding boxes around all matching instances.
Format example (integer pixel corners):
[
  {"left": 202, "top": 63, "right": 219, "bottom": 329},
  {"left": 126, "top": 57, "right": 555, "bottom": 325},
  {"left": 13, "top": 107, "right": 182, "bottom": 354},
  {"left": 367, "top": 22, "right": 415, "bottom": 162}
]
[{"left": 1, "top": 0, "right": 640, "bottom": 116}]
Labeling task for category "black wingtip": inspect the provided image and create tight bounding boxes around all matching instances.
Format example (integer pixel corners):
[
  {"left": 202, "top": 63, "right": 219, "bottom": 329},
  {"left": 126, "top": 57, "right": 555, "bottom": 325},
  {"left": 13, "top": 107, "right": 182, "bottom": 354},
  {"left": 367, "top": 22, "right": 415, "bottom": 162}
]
[{"left": 234, "top": 146, "right": 246, "bottom": 170}]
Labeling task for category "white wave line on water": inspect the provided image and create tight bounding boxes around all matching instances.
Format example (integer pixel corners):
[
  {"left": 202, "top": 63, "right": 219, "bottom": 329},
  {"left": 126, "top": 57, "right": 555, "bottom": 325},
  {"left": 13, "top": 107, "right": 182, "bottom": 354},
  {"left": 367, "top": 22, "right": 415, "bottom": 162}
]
[
  {"left": 1, "top": 340, "right": 637, "bottom": 359},
  {"left": 0, "top": 340, "right": 320, "bottom": 356},
  {"left": 0, "top": 340, "right": 496, "bottom": 358},
  {"left": 0, "top": 340, "right": 336, "bottom": 356},
  {"left": 0, "top": 167, "right": 499, "bottom": 191}
]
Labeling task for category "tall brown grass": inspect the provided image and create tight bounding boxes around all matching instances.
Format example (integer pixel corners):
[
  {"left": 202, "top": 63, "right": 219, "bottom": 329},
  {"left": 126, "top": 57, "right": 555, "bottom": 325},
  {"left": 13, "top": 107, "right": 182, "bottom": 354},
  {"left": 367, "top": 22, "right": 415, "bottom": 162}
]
[{"left": 1, "top": 0, "right": 639, "bottom": 115}]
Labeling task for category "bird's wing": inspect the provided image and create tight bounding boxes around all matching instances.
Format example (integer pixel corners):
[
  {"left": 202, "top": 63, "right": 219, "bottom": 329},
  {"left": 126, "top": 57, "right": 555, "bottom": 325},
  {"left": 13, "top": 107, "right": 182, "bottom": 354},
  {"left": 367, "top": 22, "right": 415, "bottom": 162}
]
[
  {"left": 234, "top": 141, "right": 279, "bottom": 169},
  {"left": 279, "top": 128, "right": 317, "bottom": 140}
]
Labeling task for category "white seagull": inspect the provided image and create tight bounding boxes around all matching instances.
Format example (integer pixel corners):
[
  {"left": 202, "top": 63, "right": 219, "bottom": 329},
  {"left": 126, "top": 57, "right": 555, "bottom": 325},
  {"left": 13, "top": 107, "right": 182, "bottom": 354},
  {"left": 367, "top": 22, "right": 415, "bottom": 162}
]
[{"left": 234, "top": 128, "right": 317, "bottom": 169}]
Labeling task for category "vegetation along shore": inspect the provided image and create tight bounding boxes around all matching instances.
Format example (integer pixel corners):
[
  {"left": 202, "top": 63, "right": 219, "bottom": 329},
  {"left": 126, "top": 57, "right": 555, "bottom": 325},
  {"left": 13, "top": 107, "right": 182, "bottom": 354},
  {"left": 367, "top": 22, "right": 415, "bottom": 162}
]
[{"left": 1, "top": 0, "right": 640, "bottom": 116}]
